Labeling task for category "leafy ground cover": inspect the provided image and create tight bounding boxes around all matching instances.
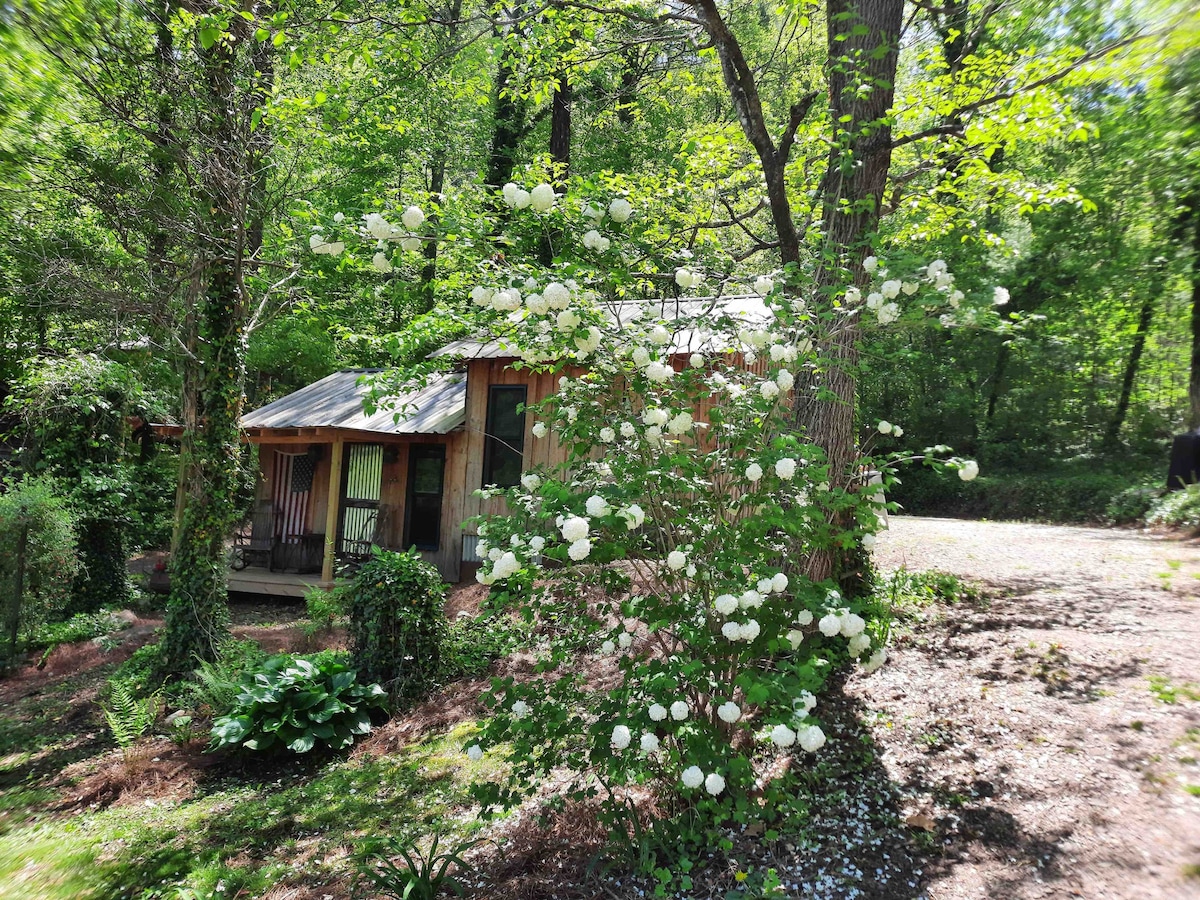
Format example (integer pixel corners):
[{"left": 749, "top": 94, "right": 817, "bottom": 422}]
[{"left": 0, "top": 518, "right": 1197, "bottom": 899}]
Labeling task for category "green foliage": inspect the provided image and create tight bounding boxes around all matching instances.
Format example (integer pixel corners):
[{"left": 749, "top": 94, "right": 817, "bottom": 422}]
[
  {"left": 347, "top": 549, "right": 447, "bottom": 701},
  {"left": 100, "top": 679, "right": 160, "bottom": 749},
  {"left": 210, "top": 653, "right": 387, "bottom": 755},
  {"left": 875, "top": 568, "right": 980, "bottom": 615},
  {"left": 1146, "top": 485, "right": 1200, "bottom": 531},
  {"left": 110, "top": 641, "right": 168, "bottom": 697},
  {"left": 304, "top": 584, "right": 347, "bottom": 635},
  {"left": 0, "top": 476, "right": 80, "bottom": 666},
  {"left": 20, "top": 608, "right": 126, "bottom": 653},
  {"left": 437, "top": 612, "right": 528, "bottom": 681},
  {"left": 891, "top": 464, "right": 1143, "bottom": 524},
  {"left": 352, "top": 832, "right": 488, "bottom": 900},
  {"left": 183, "top": 639, "right": 268, "bottom": 717},
  {"left": 1106, "top": 484, "right": 1164, "bottom": 525}
]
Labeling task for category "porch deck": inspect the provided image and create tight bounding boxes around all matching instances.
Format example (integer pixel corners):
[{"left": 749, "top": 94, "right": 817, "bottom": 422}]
[{"left": 227, "top": 567, "right": 325, "bottom": 598}]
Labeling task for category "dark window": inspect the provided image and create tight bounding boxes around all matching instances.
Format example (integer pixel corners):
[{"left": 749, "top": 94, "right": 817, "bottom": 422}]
[
  {"left": 482, "top": 385, "right": 527, "bottom": 488},
  {"left": 404, "top": 444, "right": 446, "bottom": 551}
]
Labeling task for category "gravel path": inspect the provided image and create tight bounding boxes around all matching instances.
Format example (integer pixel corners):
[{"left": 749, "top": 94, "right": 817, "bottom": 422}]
[{"left": 858, "top": 517, "right": 1200, "bottom": 900}]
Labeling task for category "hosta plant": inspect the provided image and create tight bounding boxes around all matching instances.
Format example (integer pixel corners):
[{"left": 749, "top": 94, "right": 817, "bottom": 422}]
[{"left": 211, "top": 652, "right": 387, "bottom": 754}]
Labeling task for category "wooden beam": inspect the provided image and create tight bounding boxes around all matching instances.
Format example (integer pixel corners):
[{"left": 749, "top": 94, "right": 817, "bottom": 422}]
[{"left": 321, "top": 439, "right": 344, "bottom": 586}]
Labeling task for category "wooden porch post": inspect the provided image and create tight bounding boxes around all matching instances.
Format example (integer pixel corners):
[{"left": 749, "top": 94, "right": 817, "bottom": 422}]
[{"left": 321, "top": 439, "right": 344, "bottom": 586}]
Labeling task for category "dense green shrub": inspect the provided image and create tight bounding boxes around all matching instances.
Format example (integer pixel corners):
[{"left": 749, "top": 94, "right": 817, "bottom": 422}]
[
  {"left": 22, "top": 608, "right": 127, "bottom": 653},
  {"left": 438, "top": 612, "right": 528, "bottom": 680},
  {"left": 1106, "top": 484, "right": 1163, "bottom": 525},
  {"left": 0, "top": 477, "right": 80, "bottom": 666},
  {"left": 1146, "top": 485, "right": 1200, "bottom": 531},
  {"left": 347, "top": 549, "right": 446, "bottom": 700},
  {"left": 211, "top": 652, "right": 387, "bottom": 754},
  {"left": 891, "top": 465, "right": 1138, "bottom": 524},
  {"left": 304, "top": 584, "right": 347, "bottom": 635}
]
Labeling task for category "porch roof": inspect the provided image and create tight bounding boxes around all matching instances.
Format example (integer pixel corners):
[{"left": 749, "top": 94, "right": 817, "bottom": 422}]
[{"left": 242, "top": 369, "right": 466, "bottom": 436}]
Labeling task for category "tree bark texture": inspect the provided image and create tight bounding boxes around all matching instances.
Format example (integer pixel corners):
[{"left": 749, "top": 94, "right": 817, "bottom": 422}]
[{"left": 1106, "top": 261, "right": 1164, "bottom": 448}]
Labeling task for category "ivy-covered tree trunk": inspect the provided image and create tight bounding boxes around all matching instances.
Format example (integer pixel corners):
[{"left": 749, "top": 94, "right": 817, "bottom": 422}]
[{"left": 163, "top": 11, "right": 256, "bottom": 673}]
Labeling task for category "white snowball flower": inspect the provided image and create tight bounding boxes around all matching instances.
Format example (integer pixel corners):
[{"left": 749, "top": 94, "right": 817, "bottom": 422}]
[
  {"left": 705, "top": 772, "right": 726, "bottom": 796},
  {"left": 721, "top": 621, "right": 741, "bottom": 641},
  {"left": 796, "top": 610, "right": 814, "bottom": 626},
  {"left": 470, "top": 285, "right": 493, "bottom": 306},
  {"left": 862, "top": 533, "right": 877, "bottom": 550},
  {"left": 531, "top": 422, "right": 548, "bottom": 439},
  {"left": 877, "top": 302, "right": 901, "bottom": 324},
  {"left": 667, "top": 550, "right": 688, "bottom": 571},
  {"left": 492, "top": 551, "right": 520, "bottom": 580},
  {"left": 674, "top": 267, "right": 693, "bottom": 288},
  {"left": 758, "top": 577, "right": 774, "bottom": 595},
  {"left": 511, "top": 700, "right": 530, "bottom": 719},
  {"left": 529, "top": 536, "right": 546, "bottom": 553},
  {"left": 620, "top": 422, "right": 637, "bottom": 439},
  {"left": 771, "top": 572, "right": 789, "bottom": 593},
  {"left": 643, "top": 407, "right": 669, "bottom": 427},
  {"left": 611, "top": 725, "right": 632, "bottom": 750},
  {"left": 502, "top": 182, "right": 521, "bottom": 207},
  {"left": 775, "top": 457, "right": 797, "bottom": 480},
  {"left": 670, "top": 700, "right": 689, "bottom": 721},
  {"left": 371, "top": 252, "right": 393, "bottom": 273},
  {"left": 530, "top": 183, "right": 555, "bottom": 212},
  {"left": 617, "top": 631, "right": 633, "bottom": 650},
  {"left": 609, "top": 198, "right": 633, "bottom": 222},
  {"left": 665, "top": 411, "right": 693, "bottom": 435},
  {"left": 465, "top": 743, "right": 485, "bottom": 761},
  {"left": 681, "top": 766, "right": 704, "bottom": 788},
  {"left": 760, "top": 380, "right": 781, "bottom": 400},
  {"left": 776, "top": 369, "right": 795, "bottom": 391},
  {"left": 848, "top": 633, "right": 872, "bottom": 656},
  {"left": 740, "top": 620, "right": 761, "bottom": 641},
  {"left": 649, "top": 324, "right": 671, "bottom": 346},
  {"left": 640, "top": 732, "right": 660, "bottom": 753},
  {"left": 840, "top": 613, "right": 866, "bottom": 638},
  {"left": 877, "top": 420, "right": 893, "bottom": 435},
  {"left": 631, "top": 346, "right": 651, "bottom": 367},
  {"left": 649, "top": 703, "right": 668, "bottom": 722},
  {"left": 646, "top": 362, "right": 674, "bottom": 383},
  {"left": 739, "top": 589, "right": 763, "bottom": 610},
  {"left": 994, "top": 286, "right": 1010, "bottom": 305},
  {"left": 689, "top": 353, "right": 704, "bottom": 368},
  {"left": 513, "top": 188, "right": 532, "bottom": 209},
  {"left": 714, "top": 594, "right": 738, "bottom": 616},
  {"left": 959, "top": 460, "right": 980, "bottom": 481},
  {"left": 556, "top": 309, "right": 581, "bottom": 332},
  {"left": 568, "top": 539, "right": 591, "bottom": 561},
  {"left": 542, "top": 282, "right": 570, "bottom": 308},
  {"left": 927, "top": 259, "right": 947, "bottom": 277},
  {"left": 745, "top": 463, "right": 763, "bottom": 482},
  {"left": 599, "top": 427, "right": 616, "bottom": 443},
  {"left": 862, "top": 256, "right": 879, "bottom": 273},
  {"left": 866, "top": 291, "right": 884, "bottom": 311},
  {"left": 786, "top": 629, "right": 804, "bottom": 650},
  {"left": 582, "top": 230, "right": 610, "bottom": 252},
  {"left": 845, "top": 285, "right": 862, "bottom": 304},
  {"left": 819, "top": 613, "right": 842, "bottom": 637},
  {"left": 754, "top": 275, "right": 774, "bottom": 295},
  {"left": 363, "top": 213, "right": 391, "bottom": 240},
  {"left": 401, "top": 237, "right": 422, "bottom": 252},
  {"left": 521, "top": 473, "right": 541, "bottom": 492},
  {"left": 862, "top": 648, "right": 888, "bottom": 673},
  {"left": 401, "top": 205, "right": 424, "bottom": 230},
  {"left": 716, "top": 701, "right": 741, "bottom": 724},
  {"left": 620, "top": 504, "right": 646, "bottom": 530},
  {"left": 902, "top": 281, "right": 919, "bottom": 295},
  {"left": 332, "top": 211, "right": 345, "bottom": 223},
  {"left": 798, "top": 724, "right": 826, "bottom": 752},
  {"left": 586, "top": 495, "right": 611, "bottom": 518},
  {"left": 488, "top": 547, "right": 503, "bottom": 562},
  {"left": 562, "top": 516, "right": 590, "bottom": 543},
  {"left": 600, "top": 639, "right": 615, "bottom": 654},
  {"left": 881, "top": 279, "right": 902, "bottom": 299},
  {"left": 770, "top": 724, "right": 797, "bottom": 748}
]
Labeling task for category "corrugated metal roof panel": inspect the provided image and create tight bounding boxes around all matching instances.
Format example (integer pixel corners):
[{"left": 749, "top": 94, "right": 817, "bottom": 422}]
[
  {"left": 242, "top": 370, "right": 466, "bottom": 435},
  {"left": 430, "top": 295, "right": 773, "bottom": 360}
]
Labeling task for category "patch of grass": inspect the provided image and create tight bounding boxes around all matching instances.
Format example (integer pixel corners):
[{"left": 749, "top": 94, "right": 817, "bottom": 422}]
[
  {"left": 0, "top": 721, "right": 500, "bottom": 899},
  {"left": 877, "top": 568, "right": 982, "bottom": 620},
  {"left": 1148, "top": 676, "right": 1200, "bottom": 704},
  {"left": 1184, "top": 785, "right": 1200, "bottom": 797},
  {"left": 21, "top": 610, "right": 129, "bottom": 654}
]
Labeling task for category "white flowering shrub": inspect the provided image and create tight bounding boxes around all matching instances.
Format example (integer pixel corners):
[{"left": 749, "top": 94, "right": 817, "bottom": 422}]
[
  {"left": 446, "top": 182, "right": 997, "bottom": 840},
  {"left": 309, "top": 176, "right": 993, "bottom": 844}
]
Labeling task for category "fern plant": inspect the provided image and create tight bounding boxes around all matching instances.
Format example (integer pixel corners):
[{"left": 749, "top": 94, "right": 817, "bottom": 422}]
[
  {"left": 353, "top": 833, "right": 489, "bottom": 900},
  {"left": 101, "top": 679, "right": 160, "bottom": 749}
]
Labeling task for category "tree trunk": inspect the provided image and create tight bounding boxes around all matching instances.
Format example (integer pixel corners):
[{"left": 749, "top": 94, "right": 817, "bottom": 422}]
[
  {"left": 1106, "top": 262, "right": 1163, "bottom": 448},
  {"left": 1188, "top": 194, "right": 1200, "bottom": 429},
  {"left": 163, "top": 8, "right": 257, "bottom": 673},
  {"left": 4, "top": 522, "right": 29, "bottom": 667},
  {"left": 485, "top": 37, "right": 527, "bottom": 189},
  {"left": 550, "top": 77, "right": 572, "bottom": 182}
]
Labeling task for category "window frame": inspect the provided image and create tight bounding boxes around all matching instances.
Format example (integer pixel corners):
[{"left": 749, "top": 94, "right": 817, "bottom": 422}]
[{"left": 481, "top": 384, "right": 527, "bottom": 489}]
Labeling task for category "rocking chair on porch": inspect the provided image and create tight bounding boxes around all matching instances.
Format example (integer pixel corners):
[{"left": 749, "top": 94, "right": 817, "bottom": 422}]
[{"left": 230, "top": 500, "right": 274, "bottom": 571}]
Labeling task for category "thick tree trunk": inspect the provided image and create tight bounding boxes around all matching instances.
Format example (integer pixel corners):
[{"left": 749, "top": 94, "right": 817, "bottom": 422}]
[
  {"left": 485, "top": 38, "right": 527, "bottom": 189},
  {"left": 550, "top": 77, "right": 572, "bottom": 181},
  {"left": 163, "top": 8, "right": 257, "bottom": 672},
  {"left": 1188, "top": 195, "right": 1200, "bottom": 429}
]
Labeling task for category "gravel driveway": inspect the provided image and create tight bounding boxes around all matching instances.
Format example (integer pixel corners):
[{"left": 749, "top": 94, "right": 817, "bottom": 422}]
[{"left": 860, "top": 517, "right": 1200, "bottom": 900}]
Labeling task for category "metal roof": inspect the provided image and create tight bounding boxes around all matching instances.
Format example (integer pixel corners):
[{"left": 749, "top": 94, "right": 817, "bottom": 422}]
[
  {"left": 431, "top": 295, "right": 773, "bottom": 360},
  {"left": 242, "top": 369, "right": 466, "bottom": 435}
]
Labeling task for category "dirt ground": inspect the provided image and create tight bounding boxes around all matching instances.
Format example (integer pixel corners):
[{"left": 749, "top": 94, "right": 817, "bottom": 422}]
[{"left": 863, "top": 517, "right": 1200, "bottom": 900}]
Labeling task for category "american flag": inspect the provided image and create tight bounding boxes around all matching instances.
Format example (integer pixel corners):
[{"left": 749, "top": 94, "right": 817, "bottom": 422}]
[{"left": 272, "top": 451, "right": 312, "bottom": 543}]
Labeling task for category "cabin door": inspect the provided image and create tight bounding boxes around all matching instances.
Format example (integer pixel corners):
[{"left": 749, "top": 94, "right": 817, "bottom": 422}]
[
  {"left": 403, "top": 444, "right": 446, "bottom": 551},
  {"left": 338, "top": 443, "right": 383, "bottom": 557}
]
